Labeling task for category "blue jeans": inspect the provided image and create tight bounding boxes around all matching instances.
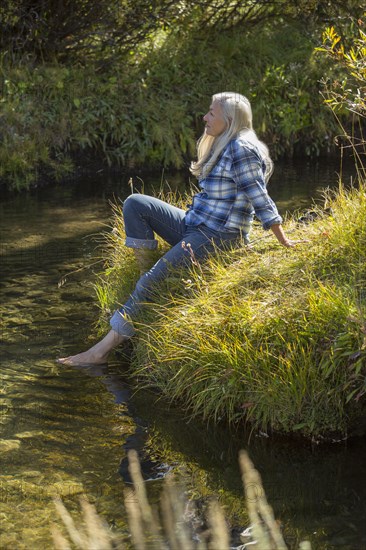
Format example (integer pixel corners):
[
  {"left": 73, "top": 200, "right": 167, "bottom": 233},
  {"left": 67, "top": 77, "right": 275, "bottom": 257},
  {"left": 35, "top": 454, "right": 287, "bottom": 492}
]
[{"left": 110, "top": 194, "right": 243, "bottom": 337}]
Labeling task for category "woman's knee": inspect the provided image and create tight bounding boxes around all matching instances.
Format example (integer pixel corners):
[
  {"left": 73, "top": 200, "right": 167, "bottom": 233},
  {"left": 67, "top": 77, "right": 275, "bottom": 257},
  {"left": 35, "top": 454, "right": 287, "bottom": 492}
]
[{"left": 123, "top": 193, "right": 143, "bottom": 217}]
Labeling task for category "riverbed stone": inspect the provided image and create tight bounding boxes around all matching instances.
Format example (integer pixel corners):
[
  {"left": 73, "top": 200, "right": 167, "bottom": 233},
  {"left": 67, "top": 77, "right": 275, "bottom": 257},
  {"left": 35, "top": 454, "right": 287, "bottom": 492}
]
[
  {"left": 15, "top": 430, "right": 44, "bottom": 439},
  {"left": 46, "top": 480, "right": 84, "bottom": 497},
  {"left": 3, "top": 479, "right": 44, "bottom": 499},
  {"left": 19, "top": 471, "right": 43, "bottom": 479},
  {"left": 0, "top": 439, "right": 21, "bottom": 452}
]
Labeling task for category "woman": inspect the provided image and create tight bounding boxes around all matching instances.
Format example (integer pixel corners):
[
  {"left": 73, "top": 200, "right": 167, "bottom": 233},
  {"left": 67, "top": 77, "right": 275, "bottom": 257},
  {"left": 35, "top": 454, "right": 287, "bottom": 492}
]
[{"left": 58, "top": 92, "right": 301, "bottom": 366}]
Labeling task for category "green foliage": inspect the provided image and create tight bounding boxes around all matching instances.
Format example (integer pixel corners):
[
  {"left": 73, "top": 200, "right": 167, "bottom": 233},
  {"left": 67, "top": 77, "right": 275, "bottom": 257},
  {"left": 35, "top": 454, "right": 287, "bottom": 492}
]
[
  {"left": 0, "top": 0, "right": 187, "bottom": 62},
  {"left": 0, "top": 0, "right": 360, "bottom": 62},
  {"left": 315, "top": 21, "right": 366, "bottom": 179},
  {"left": 0, "top": 6, "right": 364, "bottom": 190},
  {"left": 95, "top": 184, "right": 366, "bottom": 439},
  {"left": 0, "top": 58, "right": 197, "bottom": 190},
  {"left": 140, "top": 19, "right": 340, "bottom": 158},
  {"left": 317, "top": 24, "right": 366, "bottom": 110}
]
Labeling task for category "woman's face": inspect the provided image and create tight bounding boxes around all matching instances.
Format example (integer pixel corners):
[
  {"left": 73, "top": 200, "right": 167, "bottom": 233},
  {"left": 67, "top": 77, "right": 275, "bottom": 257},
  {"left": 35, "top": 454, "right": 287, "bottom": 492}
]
[{"left": 203, "top": 101, "right": 227, "bottom": 137}]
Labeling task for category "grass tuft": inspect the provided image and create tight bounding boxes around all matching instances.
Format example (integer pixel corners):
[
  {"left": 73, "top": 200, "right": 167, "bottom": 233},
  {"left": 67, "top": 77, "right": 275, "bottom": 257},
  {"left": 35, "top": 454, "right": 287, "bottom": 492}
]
[{"left": 95, "top": 182, "right": 366, "bottom": 439}]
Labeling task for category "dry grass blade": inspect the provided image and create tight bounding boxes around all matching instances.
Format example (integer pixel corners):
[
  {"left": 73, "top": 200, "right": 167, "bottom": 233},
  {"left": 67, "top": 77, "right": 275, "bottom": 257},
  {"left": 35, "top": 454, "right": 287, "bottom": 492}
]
[
  {"left": 52, "top": 497, "right": 88, "bottom": 548},
  {"left": 123, "top": 486, "right": 146, "bottom": 550},
  {"left": 160, "top": 476, "right": 193, "bottom": 550},
  {"left": 239, "top": 450, "right": 288, "bottom": 550},
  {"left": 50, "top": 524, "right": 72, "bottom": 550},
  {"left": 79, "top": 495, "right": 115, "bottom": 549},
  {"left": 160, "top": 479, "right": 180, "bottom": 550},
  {"left": 126, "top": 449, "right": 165, "bottom": 547},
  {"left": 52, "top": 495, "right": 123, "bottom": 550},
  {"left": 207, "top": 499, "right": 230, "bottom": 550}
]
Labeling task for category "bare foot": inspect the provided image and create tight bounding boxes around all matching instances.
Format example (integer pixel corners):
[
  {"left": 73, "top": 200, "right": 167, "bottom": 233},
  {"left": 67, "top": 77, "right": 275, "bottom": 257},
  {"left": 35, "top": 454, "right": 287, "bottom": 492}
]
[
  {"left": 57, "top": 329, "right": 129, "bottom": 366},
  {"left": 56, "top": 349, "right": 109, "bottom": 366}
]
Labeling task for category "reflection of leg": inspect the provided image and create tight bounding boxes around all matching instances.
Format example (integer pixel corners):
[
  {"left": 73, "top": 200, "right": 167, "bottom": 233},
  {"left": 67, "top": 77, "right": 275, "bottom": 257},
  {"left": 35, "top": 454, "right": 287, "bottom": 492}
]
[
  {"left": 73, "top": 364, "right": 131, "bottom": 404},
  {"left": 57, "top": 329, "right": 129, "bottom": 366}
]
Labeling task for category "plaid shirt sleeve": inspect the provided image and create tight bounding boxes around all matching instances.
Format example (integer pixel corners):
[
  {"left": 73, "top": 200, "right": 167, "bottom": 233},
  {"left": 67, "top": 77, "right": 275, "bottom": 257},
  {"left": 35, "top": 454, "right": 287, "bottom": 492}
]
[{"left": 229, "top": 139, "right": 282, "bottom": 230}]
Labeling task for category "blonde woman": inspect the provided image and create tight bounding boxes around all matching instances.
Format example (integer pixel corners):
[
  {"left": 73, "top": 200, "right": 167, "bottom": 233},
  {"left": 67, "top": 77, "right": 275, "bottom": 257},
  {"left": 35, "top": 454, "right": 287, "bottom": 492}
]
[{"left": 58, "top": 92, "right": 300, "bottom": 366}]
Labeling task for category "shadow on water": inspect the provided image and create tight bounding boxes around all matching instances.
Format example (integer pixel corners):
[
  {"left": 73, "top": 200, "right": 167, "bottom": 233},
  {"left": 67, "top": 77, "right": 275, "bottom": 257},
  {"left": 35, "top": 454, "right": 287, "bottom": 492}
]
[
  {"left": 1, "top": 160, "right": 366, "bottom": 549},
  {"left": 72, "top": 362, "right": 173, "bottom": 485}
]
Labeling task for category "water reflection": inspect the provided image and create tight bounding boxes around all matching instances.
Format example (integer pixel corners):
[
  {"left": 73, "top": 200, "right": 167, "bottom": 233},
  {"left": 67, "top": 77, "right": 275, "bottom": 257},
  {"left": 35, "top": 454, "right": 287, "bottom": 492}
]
[
  {"left": 0, "top": 189, "right": 129, "bottom": 547},
  {"left": 1, "top": 160, "right": 365, "bottom": 549},
  {"left": 130, "top": 388, "right": 366, "bottom": 549}
]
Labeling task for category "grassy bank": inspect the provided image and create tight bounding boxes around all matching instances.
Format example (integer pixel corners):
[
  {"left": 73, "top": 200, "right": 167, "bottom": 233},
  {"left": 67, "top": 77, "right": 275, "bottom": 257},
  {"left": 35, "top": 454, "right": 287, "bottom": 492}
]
[{"left": 95, "top": 182, "right": 366, "bottom": 440}]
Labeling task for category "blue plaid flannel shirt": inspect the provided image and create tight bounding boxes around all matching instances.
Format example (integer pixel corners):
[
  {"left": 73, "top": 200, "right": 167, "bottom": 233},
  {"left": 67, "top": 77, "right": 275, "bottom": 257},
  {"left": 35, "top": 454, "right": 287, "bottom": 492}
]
[{"left": 185, "top": 136, "right": 282, "bottom": 235}]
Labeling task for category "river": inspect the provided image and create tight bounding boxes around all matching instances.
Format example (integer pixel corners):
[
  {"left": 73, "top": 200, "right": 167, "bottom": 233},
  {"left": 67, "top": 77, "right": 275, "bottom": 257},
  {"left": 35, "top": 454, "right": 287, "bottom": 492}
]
[{"left": 1, "top": 159, "right": 366, "bottom": 549}]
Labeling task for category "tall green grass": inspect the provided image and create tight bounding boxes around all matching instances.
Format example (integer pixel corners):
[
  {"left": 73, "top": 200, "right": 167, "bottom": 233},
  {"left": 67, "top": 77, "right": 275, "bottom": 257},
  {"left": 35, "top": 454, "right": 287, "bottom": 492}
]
[{"left": 95, "top": 182, "right": 366, "bottom": 439}]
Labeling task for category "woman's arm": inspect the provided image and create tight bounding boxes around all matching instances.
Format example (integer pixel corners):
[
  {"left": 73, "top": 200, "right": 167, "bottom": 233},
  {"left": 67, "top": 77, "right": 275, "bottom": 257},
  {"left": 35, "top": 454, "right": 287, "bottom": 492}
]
[
  {"left": 230, "top": 141, "right": 308, "bottom": 248},
  {"left": 270, "top": 223, "right": 291, "bottom": 246},
  {"left": 270, "top": 223, "right": 307, "bottom": 248}
]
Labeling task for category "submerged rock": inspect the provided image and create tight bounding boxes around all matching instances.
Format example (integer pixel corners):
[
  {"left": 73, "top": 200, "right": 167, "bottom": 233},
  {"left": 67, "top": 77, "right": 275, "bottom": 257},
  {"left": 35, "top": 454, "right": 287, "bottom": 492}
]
[
  {"left": 0, "top": 439, "right": 21, "bottom": 452},
  {"left": 3, "top": 477, "right": 84, "bottom": 500},
  {"left": 46, "top": 480, "right": 84, "bottom": 497},
  {"left": 19, "top": 471, "right": 43, "bottom": 479},
  {"left": 15, "top": 431, "right": 44, "bottom": 439}
]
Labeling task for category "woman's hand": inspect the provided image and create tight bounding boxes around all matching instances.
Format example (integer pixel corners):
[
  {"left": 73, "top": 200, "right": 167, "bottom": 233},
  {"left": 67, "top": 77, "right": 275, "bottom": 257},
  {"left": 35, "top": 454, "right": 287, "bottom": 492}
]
[
  {"left": 270, "top": 224, "right": 309, "bottom": 248},
  {"left": 281, "top": 238, "right": 309, "bottom": 248}
]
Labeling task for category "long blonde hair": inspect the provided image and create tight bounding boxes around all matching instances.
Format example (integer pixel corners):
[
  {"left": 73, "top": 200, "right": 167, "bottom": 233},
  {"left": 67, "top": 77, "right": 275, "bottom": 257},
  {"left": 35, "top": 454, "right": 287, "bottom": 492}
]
[{"left": 190, "top": 92, "right": 273, "bottom": 182}]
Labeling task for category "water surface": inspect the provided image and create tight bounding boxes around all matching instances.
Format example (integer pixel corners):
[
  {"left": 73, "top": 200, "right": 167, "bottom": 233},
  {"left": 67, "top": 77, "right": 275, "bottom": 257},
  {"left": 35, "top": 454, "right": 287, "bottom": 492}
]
[{"left": 1, "top": 160, "right": 366, "bottom": 549}]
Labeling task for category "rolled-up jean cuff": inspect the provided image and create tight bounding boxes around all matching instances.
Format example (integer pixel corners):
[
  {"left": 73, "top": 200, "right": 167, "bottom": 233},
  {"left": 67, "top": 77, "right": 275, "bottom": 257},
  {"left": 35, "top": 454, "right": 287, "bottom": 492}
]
[
  {"left": 125, "top": 236, "right": 158, "bottom": 250},
  {"left": 110, "top": 310, "right": 136, "bottom": 337}
]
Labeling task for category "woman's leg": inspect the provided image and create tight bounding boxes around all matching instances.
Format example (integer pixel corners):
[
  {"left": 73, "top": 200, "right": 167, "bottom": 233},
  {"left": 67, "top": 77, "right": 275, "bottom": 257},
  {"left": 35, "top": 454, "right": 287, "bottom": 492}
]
[
  {"left": 124, "top": 193, "right": 188, "bottom": 275},
  {"left": 109, "top": 224, "right": 240, "bottom": 335},
  {"left": 57, "top": 195, "right": 187, "bottom": 366},
  {"left": 58, "top": 224, "right": 240, "bottom": 365},
  {"left": 57, "top": 329, "right": 127, "bottom": 366},
  {"left": 57, "top": 194, "right": 240, "bottom": 366},
  {"left": 123, "top": 193, "right": 187, "bottom": 249}
]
